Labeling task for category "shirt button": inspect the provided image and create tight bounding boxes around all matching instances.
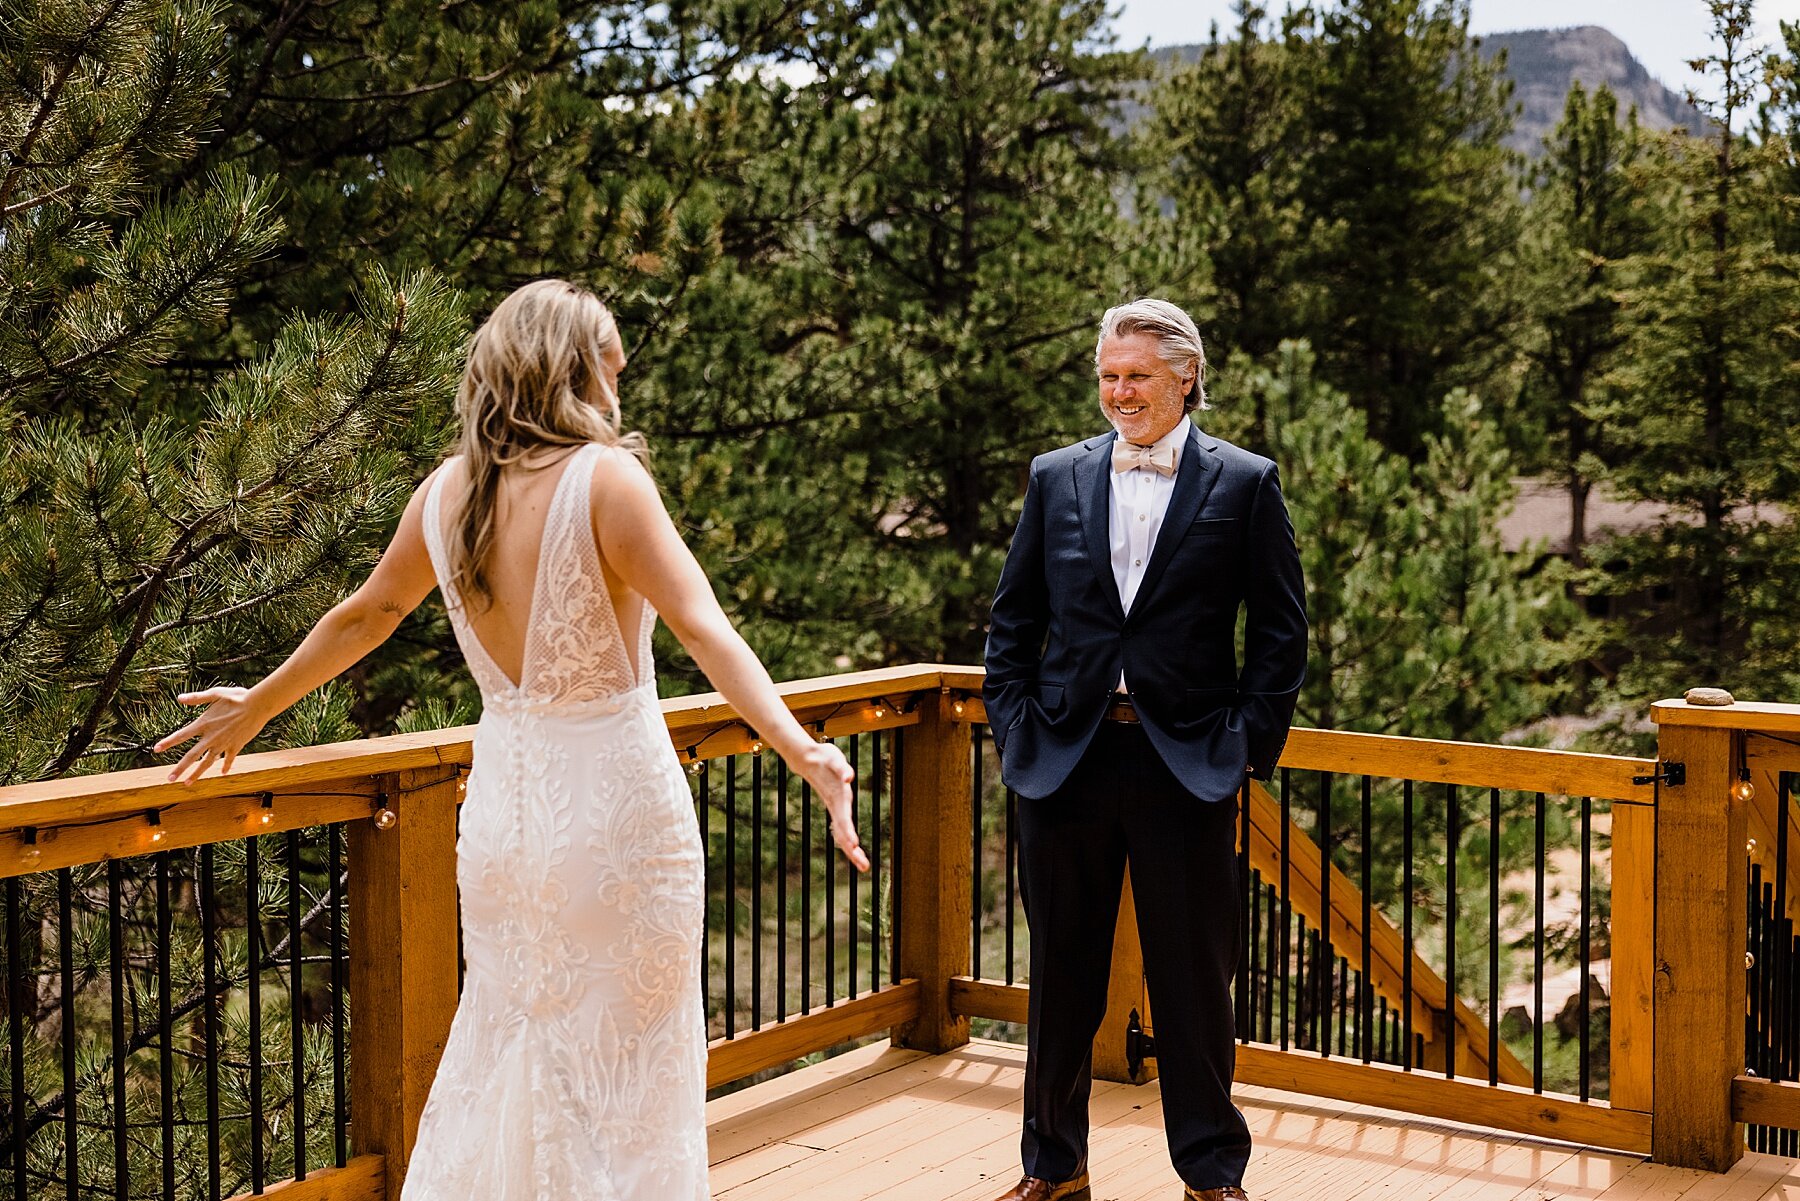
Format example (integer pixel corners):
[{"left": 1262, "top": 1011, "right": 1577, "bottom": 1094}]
[
  {"left": 1134, "top": 558, "right": 1142, "bottom": 566},
  {"left": 1138, "top": 514, "right": 1146, "bottom": 522}
]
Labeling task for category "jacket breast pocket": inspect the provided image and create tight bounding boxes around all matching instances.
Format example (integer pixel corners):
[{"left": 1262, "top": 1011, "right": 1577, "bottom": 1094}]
[{"left": 1188, "top": 517, "right": 1239, "bottom": 538}]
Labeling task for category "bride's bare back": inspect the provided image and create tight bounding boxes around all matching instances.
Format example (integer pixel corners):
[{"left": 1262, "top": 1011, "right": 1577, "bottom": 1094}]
[{"left": 431, "top": 447, "right": 648, "bottom": 689}]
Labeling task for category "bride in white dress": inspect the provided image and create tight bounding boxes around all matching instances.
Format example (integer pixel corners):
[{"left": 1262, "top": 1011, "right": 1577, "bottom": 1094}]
[{"left": 156, "top": 279, "right": 868, "bottom": 1200}]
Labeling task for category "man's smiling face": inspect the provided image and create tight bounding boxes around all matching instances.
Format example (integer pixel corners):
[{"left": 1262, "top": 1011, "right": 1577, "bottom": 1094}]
[{"left": 1096, "top": 332, "right": 1192, "bottom": 446}]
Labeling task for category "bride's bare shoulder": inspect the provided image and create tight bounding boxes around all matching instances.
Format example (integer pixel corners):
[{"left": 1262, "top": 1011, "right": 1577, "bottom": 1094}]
[{"left": 586, "top": 443, "right": 657, "bottom": 499}]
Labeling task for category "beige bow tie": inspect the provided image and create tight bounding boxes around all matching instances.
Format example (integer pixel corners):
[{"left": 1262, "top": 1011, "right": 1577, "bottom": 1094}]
[{"left": 1111, "top": 440, "right": 1177, "bottom": 477}]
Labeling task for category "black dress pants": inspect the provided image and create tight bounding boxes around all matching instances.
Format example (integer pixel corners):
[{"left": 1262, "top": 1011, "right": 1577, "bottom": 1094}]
[{"left": 1015, "top": 719, "right": 1251, "bottom": 1191}]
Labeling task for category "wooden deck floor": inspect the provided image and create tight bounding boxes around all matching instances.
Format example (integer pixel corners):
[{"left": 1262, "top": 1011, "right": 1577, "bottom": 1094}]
[{"left": 705, "top": 1039, "right": 1800, "bottom": 1201}]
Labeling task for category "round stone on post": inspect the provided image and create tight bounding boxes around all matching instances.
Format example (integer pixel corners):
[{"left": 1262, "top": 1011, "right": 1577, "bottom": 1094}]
[{"left": 1684, "top": 687, "right": 1736, "bottom": 707}]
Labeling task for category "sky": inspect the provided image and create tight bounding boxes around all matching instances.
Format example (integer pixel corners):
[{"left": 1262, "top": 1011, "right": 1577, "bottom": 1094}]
[{"left": 1109, "top": 1, "right": 1800, "bottom": 101}]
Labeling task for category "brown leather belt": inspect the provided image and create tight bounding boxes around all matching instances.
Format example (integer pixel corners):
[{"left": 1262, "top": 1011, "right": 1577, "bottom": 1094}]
[{"left": 1104, "top": 694, "right": 1140, "bottom": 723}]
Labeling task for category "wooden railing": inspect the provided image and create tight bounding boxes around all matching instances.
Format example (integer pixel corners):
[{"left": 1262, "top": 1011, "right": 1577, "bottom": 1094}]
[{"left": 3, "top": 666, "right": 1798, "bottom": 1198}]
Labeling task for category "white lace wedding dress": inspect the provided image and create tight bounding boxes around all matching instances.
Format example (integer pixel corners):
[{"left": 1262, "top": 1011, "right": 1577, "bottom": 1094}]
[{"left": 403, "top": 442, "right": 709, "bottom": 1200}]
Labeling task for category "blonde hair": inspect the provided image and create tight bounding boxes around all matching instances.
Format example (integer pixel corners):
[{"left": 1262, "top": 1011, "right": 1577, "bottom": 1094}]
[
  {"left": 1095, "top": 298, "right": 1209, "bottom": 411},
  {"left": 447, "top": 279, "right": 646, "bottom": 612}
]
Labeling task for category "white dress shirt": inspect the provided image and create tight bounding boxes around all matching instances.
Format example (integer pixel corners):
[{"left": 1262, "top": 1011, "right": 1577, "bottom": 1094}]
[{"left": 1110, "top": 416, "right": 1190, "bottom": 690}]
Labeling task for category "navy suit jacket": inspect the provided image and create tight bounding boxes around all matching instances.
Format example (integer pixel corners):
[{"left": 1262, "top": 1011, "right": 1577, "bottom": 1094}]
[{"left": 983, "top": 424, "right": 1307, "bottom": 803}]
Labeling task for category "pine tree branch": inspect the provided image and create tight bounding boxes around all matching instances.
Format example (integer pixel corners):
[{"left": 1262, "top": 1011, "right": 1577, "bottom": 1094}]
[
  {"left": 46, "top": 295, "right": 411, "bottom": 779},
  {"left": 0, "top": 0, "right": 130, "bottom": 215},
  {"left": 0, "top": 180, "right": 80, "bottom": 217},
  {"left": 1, "top": 198, "right": 258, "bottom": 396}
]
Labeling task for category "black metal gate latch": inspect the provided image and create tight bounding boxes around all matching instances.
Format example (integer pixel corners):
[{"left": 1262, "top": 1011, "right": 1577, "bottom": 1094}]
[{"left": 1126, "top": 1008, "right": 1156, "bottom": 1083}]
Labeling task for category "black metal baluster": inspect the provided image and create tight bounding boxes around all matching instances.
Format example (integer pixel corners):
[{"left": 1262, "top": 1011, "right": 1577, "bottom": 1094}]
[
  {"left": 1402, "top": 779, "right": 1414, "bottom": 1069},
  {"left": 777, "top": 760, "right": 789, "bottom": 1023},
  {"left": 1579, "top": 795, "right": 1592, "bottom": 1101},
  {"left": 1295, "top": 926, "right": 1309, "bottom": 1050},
  {"left": 848, "top": 734, "right": 859, "bottom": 1001},
  {"left": 201, "top": 845, "right": 220, "bottom": 1201},
  {"left": 825, "top": 740, "right": 836, "bottom": 1007},
  {"left": 752, "top": 750, "right": 764, "bottom": 1025},
  {"left": 1280, "top": 768, "right": 1291, "bottom": 1051},
  {"left": 58, "top": 869, "right": 77, "bottom": 1201},
  {"left": 248, "top": 836, "right": 264, "bottom": 1192},
  {"left": 158, "top": 853, "right": 176, "bottom": 1200},
  {"left": 329, "top": 827, "right": 346, "bottom": 1167},
  {"left": 1445, "top": 784, "right": 1458, "bottom": 1080},
  {"left": 1489, "top": 787, "right": 1501, "bottom": 1087},
  {"left": 871, "top": 732, "right": 883, "bottom": 995},
  {"left": 6, "top": 875, "right": 25, "bottom": 1201},
  {"left": 725, "top": 756, "right": 737, "bottom": 1038},
  {"left": 1361, "top": 776, "right": 1372, "bottom": 1063},
  {"left": 108, "top": 860, "right": 127, "bottom": 1201},
  {"left": 972, "top": 725, "right": 984, "bottom": 979},
  {"left": 1534, "top": 792, "right": 1546, "bottom": 1094},
  {"left": 287, "top": 830, "right": 306, "bottom": 1181},
  {"left": 1338, "top": 957, "right": 1350, "bottom": 1054},
  {"left": 1318, "top": 771, "right": 1332, "bottom": 1057},
  {"left": 1005, "top": 787, "right": 1017, "bottom": 986},
  {"left": 1237, "top": 783, "right": 1251, "bottom": 1041},
  {"left": 1262, "top": 879, "right": 1276, "bottom": 1045},
  {"left": 801, "top": 767, "right": 811, "bottom": 1012},
  {"left": 1252, "top": 864, "right": 1267, "bottom": 1044}
]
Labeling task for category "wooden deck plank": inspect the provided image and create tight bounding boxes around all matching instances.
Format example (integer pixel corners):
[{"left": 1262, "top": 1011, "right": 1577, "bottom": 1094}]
[{"left": 706, "top": 1041, "right": 1800, "bottom": 1201}]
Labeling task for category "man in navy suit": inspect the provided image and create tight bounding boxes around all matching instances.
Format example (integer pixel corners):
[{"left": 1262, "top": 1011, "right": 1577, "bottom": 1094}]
[{"left": 983, "top": 299, "right": 1307, "bottom": 1201}]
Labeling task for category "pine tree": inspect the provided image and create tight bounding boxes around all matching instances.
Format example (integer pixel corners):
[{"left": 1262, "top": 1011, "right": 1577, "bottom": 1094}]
[
  {"left": 1290, "top": 0, "right": 1523, "bottom": 456},
  {"left": 1516, "top": 83, "right": 1654, "bottom": 567},
  {"left": 637, "top": 0, "right": 1163, "bottom": 671},
  {"left": 1597, "top": 0, "right": 1800, "bottom": 697},
  {"left": 0, "top": 0, "right": 466, "bottom": 1192},
  {"left": 1147, "top": 0, "right": 1311, "bottom": 380},
  {"left": 1213, "top": 342, "right": 1574, "bottom": 741}
]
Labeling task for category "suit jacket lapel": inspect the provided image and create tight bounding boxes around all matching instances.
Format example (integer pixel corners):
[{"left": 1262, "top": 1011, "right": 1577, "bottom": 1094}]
[
  {"left": 1135, "top": 424, "right": 1223, "bottom": 606},
  {"left": 1074, "top": 433, "right": 1126, "bottom": 621}
]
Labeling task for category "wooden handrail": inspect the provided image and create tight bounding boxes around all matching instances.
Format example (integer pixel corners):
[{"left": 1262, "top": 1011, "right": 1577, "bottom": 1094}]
[
  {"left": 947, "top": 697, "right": 1656, "bottom": 802},
  {"left": 0, "top": 664, "right": 982, "bottom": 875}
]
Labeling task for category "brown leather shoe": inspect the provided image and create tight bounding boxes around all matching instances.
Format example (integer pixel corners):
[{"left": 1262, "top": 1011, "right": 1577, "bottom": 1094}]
[
  {"left": 992, "top": 1169, "right": 1091, "bottom": 1201},
  {"left": 1182, "top": 1187, "right": 1251, "bottom": 1201}
]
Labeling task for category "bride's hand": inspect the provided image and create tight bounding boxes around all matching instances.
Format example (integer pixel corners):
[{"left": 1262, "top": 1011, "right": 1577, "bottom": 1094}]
[
  {"left": 154, "top": 687, "right": 272, "bottom": 785},
  {"left": 792, "top": 740, "right": 869, "bottom": 873}
]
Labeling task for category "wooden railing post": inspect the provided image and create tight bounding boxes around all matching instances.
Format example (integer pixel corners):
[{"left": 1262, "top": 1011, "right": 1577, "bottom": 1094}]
[
  {"left": 349, "top": 767, "right": 462, "bottom": 1200},
  {"left": 1649, "top": 705, "right": 1745, "bottom": 1171},
  {"left": 1092, "top": 868, "right": 1154, "bottom": 1084},
  {"left": 894, "top": 694, "right": 972, "bottom": 1053}
]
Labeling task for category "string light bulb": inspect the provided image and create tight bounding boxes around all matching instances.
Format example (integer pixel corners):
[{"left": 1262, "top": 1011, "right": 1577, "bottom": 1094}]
[
  {"left": 147, "top": 811, "right": 166, "bottom": 845},
  {"left": 374, "top": 806, "right": 398, "bottom": 831},
  {"left": 1733, "top": 777, "right": 1756, "bottom": 802},
  {"left": 749, "top": 739, "right": 764, "bottom": 754},
  {"left": 1749, "top": 837, "right": 1759, "bottom": 854},
  {"left": 259, "top": 793, "right": 274, "bottom": 826},
  {"left": 17, "top": 828, "right": 40, "bottom": 868},
  {"left": 952, "top": 698, "right": 966, "bottom": 716}
]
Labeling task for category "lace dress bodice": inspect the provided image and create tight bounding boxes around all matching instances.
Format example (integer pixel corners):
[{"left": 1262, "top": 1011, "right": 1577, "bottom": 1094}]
[{"left": 422, "top": 442, "right": 656, "bottom": 711}]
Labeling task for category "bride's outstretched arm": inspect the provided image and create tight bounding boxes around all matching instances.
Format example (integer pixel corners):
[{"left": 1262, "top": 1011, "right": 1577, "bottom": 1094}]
[
  {"left": 593, "top": 449, "right": 869, "bottom": 872},
  {"left": 154, "top": 474, "right": 441, "bottom": 784}
]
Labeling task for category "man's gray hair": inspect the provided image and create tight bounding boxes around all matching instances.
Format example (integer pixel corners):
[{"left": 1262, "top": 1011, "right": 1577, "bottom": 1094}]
[{"left": 1095, "top": 298, "right": 1208, "bottom": 412}]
